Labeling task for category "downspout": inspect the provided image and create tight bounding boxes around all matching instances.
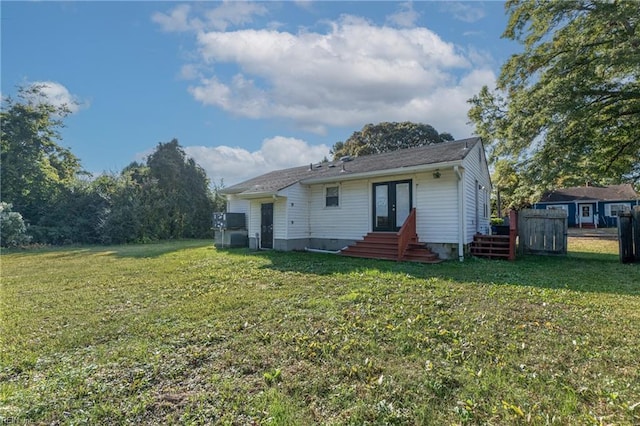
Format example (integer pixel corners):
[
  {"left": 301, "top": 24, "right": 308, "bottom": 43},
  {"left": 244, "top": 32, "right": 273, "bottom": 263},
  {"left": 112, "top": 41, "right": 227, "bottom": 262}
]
[{"left": 454, "top": 166, "right": 464, "bottom": 262}]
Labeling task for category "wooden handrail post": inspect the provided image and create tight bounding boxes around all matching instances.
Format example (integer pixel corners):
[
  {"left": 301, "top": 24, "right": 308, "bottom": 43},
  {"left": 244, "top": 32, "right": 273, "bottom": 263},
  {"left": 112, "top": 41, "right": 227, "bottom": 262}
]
[{"left": 397, "top": 208, "right": 417, "bottom": 260}]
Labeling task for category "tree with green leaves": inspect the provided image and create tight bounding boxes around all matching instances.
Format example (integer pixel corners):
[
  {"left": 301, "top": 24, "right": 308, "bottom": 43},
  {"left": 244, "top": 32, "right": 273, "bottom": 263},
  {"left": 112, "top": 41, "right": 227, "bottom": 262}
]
[
  {"left": 146, "top": 139, "right": 215, "bottom": 239},
  {"left": 331, "top": 122, "right": 454, "bottom": 159},
  {"left": 1, "top": 85, "right": 84, "bottom": 225},
  {"left": 469, "top": 0, "right": 640, "bottom": 204}
]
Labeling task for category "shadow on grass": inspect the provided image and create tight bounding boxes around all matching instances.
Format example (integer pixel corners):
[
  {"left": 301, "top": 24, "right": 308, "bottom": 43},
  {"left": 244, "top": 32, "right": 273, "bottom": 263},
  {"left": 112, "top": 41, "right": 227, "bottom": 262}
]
[
  {"left": 223, "top": 247, "right": 640, "bottom": 297},
  {"left": 1, "top": 240, "right": 214, "bottom": 259},
  {"left": 110, "top": 240, "right": 213, "bottom": 258}
]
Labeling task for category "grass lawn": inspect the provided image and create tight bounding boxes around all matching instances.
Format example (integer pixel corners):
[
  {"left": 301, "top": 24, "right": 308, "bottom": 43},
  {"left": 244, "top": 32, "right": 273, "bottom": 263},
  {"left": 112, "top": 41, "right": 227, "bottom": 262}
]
[{"left": 1, "top": 238, "right": 639, "bottom": 424}]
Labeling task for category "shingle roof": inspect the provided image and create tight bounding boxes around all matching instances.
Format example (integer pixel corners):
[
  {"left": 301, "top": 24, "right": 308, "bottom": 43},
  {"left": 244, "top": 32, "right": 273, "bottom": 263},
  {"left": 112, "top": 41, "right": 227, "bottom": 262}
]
[
  {"left": 222, "top": 137, "right": 481, "bottom": 196},
  {"left": 539, "top": 184, "right": 639, "bottom": 202}
]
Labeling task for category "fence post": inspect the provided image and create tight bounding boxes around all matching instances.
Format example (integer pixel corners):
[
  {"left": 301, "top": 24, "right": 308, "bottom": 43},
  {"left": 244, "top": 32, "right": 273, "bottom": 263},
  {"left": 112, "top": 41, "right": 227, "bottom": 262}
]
[
  {"left": 618, "top": 211, "right": 634, "bottom": 263},
  {"left": 633, "top": 206, "right": 640, "bottom": 263},
  {"left": 508, "top": 210, "right": 517, "bottom": 260}
]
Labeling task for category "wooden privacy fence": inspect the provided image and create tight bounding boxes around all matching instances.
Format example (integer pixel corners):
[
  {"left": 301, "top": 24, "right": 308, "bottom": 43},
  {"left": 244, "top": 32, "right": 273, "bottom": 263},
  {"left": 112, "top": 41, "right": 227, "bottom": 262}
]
[
  {"left": 618, "top": 206, "right": 640, "bottom": 263},
  {"left": 518, "top": 209, "right": 568, "bottom": 255}
]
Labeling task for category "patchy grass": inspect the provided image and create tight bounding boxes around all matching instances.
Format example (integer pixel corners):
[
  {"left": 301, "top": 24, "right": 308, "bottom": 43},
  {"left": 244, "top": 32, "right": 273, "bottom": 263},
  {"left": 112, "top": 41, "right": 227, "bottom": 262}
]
[{"left": 1, "top": 239, "right": 639, "bottom": 424}]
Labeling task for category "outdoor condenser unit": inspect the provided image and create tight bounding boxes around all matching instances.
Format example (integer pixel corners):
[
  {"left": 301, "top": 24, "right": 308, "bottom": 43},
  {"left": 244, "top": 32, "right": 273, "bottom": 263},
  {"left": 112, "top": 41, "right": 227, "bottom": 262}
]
[
  {"left": 213, "top": 212, "right": 248, "bottom": 248},
  {"left": 212, "top": 212, "right": 246, "bottom": 230}
]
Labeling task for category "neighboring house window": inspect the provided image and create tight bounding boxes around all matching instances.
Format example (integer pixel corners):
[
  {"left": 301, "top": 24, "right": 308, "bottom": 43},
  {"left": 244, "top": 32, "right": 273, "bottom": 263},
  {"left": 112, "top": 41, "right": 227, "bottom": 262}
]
[
  {"left": 546, "top": 204, "right": 568, "bottom": 211},
  {"left": 605, "top": 203, "right": 630, "bottom": 217},
  {"left": 325, "top": 186, "right": 339, "bottom": 207}
]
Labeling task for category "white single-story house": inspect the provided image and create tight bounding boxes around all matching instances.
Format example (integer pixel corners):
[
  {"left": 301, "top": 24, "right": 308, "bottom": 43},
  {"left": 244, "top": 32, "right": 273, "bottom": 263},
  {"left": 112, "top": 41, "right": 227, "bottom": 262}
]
[{"left": 220, "top": 137, "right": 492, "bottom": 260}]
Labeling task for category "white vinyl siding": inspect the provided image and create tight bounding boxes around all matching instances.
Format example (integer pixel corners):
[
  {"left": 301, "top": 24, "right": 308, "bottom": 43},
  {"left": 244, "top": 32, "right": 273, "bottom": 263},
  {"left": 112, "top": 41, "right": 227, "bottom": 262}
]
[
  {"left": 309, "top": 180, "right": 370, "bottom": 240},
  {"left": 415, "top": 170, "right": 459, "bottom": 244},
  {"left": 247, "top": 200, "right": 262, "bottom": 238},
  {"left": 273, "top": 198, "right": 287, "bottom": 240},
  {"left": 226, "top": 196, "right": 249, "bottom": 217},
  {"left": 230, "top": 139, "right": 493, "bottom": 252},
  {"left": 279, "top": 183, "right": 310, "bottom": 240},
  {"left": 461, "top": 143, "right": 492, "bottom": 241},
  {"left": 247, "top": 199, "right": 268, "bottom": 240}
]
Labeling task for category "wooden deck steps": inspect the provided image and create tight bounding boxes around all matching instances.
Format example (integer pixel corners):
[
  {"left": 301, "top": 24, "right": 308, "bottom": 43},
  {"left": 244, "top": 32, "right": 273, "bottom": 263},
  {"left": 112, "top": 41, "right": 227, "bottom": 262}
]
[
  {"left": 341, "top": 232, "right": 441, "bottom": 263},
  {"left": 579, "top": 223, "right": 596, "bottom": 229},
  {"left": 470, "top": 234, "right": 512, "bottom": 260}
]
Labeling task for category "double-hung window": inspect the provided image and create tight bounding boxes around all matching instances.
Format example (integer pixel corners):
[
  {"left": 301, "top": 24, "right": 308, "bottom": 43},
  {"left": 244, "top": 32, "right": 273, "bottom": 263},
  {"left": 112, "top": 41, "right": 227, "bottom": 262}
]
[
  {"left": 606, "top": 203, "right": 630, "bottom": 217},
  {"left": 325, "top": 186, "right": 339, "bottom": 207}
]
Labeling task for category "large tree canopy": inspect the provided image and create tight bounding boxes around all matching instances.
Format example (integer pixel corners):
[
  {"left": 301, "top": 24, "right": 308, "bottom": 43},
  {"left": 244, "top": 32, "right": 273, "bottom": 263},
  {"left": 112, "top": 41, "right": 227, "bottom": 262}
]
[
  {"left": 469, "top": 0, "right": 640, "bottom": 204},
  {"left": 331, "top": 122, "right": 454, "bottom": 160},
  {"left": 1, "top": 86, "right": 218, "bottom": 244},
  {"left": 146, "top": 139, "right": 215, "bottom": 239},
  {"left": 1, "top": 85, "right": 83, "bottom": 221}
]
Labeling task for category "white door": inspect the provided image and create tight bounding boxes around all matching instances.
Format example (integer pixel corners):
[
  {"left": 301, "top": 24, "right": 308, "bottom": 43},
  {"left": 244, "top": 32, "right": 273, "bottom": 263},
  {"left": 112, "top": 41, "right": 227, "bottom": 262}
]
[{"left": 579, "top": 204, "right": 593, "bottom": 225}]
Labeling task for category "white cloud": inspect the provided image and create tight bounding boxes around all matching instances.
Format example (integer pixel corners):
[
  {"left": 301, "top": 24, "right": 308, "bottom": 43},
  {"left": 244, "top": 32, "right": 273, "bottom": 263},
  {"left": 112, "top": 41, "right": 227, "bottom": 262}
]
[
  {"left": 152, "top": 2, "right": 267, "bottom": 33},
  {"left": 184, "top": 14, "right": 494, "bottom": 136},
  {"left": 441, "top": 2, "right": 486, "bottom": 23},
  {"left": 386, "top": 2, "right": 420, "bottom": 28},
  {"left": 152, "top": 4, "right": 197, "bottom": 32},
  {"left": 204, "top": 1, "right": 268, "bottom": 31},
  {"left": 25, "top": 81, "right": 84, "bottom": 114},
  {"left": 153, "top": 4, "right": 498, "bottom": 139},
  {"left": 184, "top": 136, "right": 331, "bottom": 185}
]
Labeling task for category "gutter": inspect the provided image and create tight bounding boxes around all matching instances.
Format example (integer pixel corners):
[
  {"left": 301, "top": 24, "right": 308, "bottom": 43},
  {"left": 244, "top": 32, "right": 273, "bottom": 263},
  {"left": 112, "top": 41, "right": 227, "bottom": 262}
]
[
  {"left": 454, "top": 165, "right": 464, "bottom": 262},
  {"left": 300, "top": 160, "right": 464, "bottom": 185},
  {"left": 226, "top": 191, "right": 281, "bottom": 200}
]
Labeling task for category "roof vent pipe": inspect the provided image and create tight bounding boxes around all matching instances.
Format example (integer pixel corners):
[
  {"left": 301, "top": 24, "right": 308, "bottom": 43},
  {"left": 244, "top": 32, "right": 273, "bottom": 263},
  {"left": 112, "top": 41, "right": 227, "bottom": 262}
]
[{"left": 309, "top": 163, "right": 313, "bottom": 171}]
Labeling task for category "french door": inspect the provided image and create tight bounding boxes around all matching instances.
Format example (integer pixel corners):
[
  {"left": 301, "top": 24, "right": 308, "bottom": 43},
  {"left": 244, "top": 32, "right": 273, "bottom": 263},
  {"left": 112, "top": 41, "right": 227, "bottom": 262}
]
[{"left": 372, "top": 180, "right": 412, "bottom": 232}]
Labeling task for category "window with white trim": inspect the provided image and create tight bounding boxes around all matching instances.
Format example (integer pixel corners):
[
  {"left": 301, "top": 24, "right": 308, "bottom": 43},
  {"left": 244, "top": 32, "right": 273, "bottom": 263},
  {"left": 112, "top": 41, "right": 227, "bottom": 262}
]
[
  {"left": 546, "top": 204, "right": 568, "bottom": 211},
  {"left": 605, "top": 203, "right": 630, "bottom": 217},
  {"left": 325, "top": 186, "right": 339, "bottom": 207},
  {"left": 483, "top": 188, "right": 489, "bottom": 218}
]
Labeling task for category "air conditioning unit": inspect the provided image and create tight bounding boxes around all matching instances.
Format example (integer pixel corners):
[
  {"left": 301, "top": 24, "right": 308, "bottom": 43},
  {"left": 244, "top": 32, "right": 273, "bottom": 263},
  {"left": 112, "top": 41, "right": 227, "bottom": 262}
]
[
  {"left": 212, "top": 212, "right": 246, "bottom": 230},
  {"left": 214, "top": 229, "right": 248, "bottom": 248}
]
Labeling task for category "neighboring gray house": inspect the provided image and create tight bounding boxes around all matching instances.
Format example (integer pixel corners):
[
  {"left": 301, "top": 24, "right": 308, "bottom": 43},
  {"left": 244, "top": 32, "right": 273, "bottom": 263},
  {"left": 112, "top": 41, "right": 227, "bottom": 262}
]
[
  {"left": 534, "top": 184, "right": 640, "bottom": 228},
  {"left": 221, "top": 137, "right": 491, "bottom": 260}
]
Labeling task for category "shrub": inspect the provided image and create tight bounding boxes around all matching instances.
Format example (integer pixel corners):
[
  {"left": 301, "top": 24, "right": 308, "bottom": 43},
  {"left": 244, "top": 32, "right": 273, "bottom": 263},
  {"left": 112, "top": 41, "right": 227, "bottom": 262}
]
[
  {"left": 0, "top": 202, "right": 32, "bottom": 247},
  {"left": 490, "top": 217, "right": 505, "bottom": 226}
]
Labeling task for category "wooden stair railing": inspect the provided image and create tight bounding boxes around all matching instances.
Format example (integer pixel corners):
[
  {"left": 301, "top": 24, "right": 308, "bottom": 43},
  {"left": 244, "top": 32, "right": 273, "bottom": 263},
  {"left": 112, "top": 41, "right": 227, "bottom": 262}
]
[{"left": 397, "top": 208, "right": 417, "bottom": 261}]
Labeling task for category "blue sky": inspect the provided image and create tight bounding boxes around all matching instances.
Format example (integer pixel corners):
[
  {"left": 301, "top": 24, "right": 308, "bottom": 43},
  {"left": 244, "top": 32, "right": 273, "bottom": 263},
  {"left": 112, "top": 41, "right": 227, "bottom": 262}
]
[{"left": 2, "top": 1, "right": 519, "bottom": 185}]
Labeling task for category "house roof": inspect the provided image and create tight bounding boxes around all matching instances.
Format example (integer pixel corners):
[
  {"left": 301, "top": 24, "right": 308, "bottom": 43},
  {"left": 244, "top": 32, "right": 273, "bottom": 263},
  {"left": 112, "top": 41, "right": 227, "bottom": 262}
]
[
  {"left": 221, "top": 137, "right": 481, "bottom": 196},
  {"left": 539, "top": 184, "right": 639, "bottom": 203}
]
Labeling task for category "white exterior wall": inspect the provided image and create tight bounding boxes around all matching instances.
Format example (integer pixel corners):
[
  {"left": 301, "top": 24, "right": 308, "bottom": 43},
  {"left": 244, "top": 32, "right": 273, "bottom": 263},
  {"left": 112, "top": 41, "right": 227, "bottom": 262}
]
[
  {"left": 247, "top": 199, "right": 266, "bottom": 240},
  {"left": 308, "top": 180, "right": 370, "bottom": 240},
  {"left": 226, "top": 195, "right": 250, "bottom": 216},
  {"left": 306, "top": 172, "right": 461, "bottom": 245},
  {"left": 273, "top": 197, "right": 287, "bottom": 240},
  {"left": 246, "top": 194, "right": 300, "bottom": 246},
  {"left": 279, "top": 183, "right": 310, "bottom": 240},
  {"left": 229, "top": 141, "right": 492, "bottom": 255},
  {"left": 461, "top": 143, "right": 492, "bottom": 242},
  {"left": 246, "top": 197, "right": 287, "bottom": 242},
  {"left": 414, "top": 169, "right": 459, "bottom": 244}
]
